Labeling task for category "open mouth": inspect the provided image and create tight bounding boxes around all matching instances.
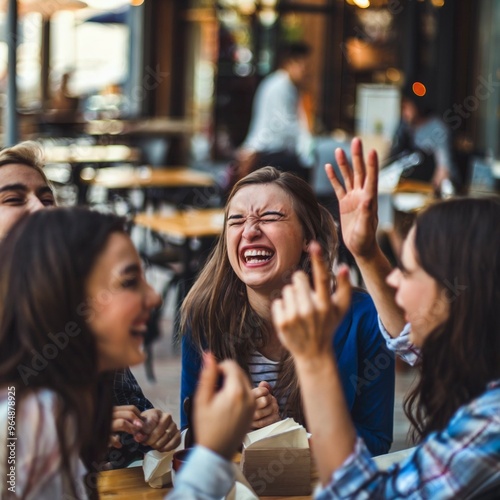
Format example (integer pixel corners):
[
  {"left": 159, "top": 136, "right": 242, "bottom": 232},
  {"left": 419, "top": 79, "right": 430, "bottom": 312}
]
[
  {"left": 130, "top": 323, "right": 147, "bottom": 338},
  {"left": 242, "top": 248, "right": 274, "bottom": 264}
]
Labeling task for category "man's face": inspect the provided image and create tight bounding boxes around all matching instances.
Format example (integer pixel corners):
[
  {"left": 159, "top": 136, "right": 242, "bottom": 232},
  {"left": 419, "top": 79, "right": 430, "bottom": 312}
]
[
  {"left": 286, "top": 57, "right": 309, "bottom": 88},
  {"left": 401, "top": 98, "right": 419, "bottom": 125},
  {"left": 0, "top": 164, "right": 55, "bottom": 239}
]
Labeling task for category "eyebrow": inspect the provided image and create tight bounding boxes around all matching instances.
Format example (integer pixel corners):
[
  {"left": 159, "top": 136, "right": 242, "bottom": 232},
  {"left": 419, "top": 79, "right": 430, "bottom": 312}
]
[
  {"left": 0, "top": 183, "right": 54, "bottom": 196},
  {"left": 119, "top": 263, "right": 141, "bottom": 275},
  {"left": 37, "top": 186, "right": 54, "bottom": 197},
  {"left": 0, "top": 183, "right": 29, "bottom": 194},
  {"left": 396, "top": 256, "right": 411, "bottom": 274}
]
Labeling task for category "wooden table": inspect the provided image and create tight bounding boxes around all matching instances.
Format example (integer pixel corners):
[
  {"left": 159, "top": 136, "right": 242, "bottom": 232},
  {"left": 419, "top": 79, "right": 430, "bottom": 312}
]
[
  {"left": 82, "top": 166, "right": 215, "bottom": 190},
  {"left": 98, "top": 464, "right": 315, "bottom": 500},
  {"left": 42, "top": 144, "right": 142, "bottom": 204},
  {"left": 86, "top": 118, "right": 198, "bottom": 137},
  {"left": 98, "top": 446, "right": 416, "bottom": 499},
  {"left": 43, "top": 144, "right": 140, "bottom": 164}
]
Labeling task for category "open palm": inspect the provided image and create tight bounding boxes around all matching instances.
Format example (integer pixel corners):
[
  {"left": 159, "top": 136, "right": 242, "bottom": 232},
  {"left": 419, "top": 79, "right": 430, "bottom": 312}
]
[{"left": 325, "top": 138, "right": 379, "bottom": 259}]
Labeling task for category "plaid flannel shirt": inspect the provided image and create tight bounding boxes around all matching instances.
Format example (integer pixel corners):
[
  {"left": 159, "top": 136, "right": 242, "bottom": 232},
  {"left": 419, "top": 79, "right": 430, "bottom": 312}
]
[{"left": 315, "top": 323, "right": 500, "bottom": 499}]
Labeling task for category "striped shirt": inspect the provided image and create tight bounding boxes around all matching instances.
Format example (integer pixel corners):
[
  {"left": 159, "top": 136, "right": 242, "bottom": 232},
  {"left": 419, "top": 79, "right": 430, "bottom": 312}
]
[
  {"left": 247, "top": 351, "right": 280, "bottom": 389},
  {"left": 247, "top": 351, "right": 292, "bottom": 414}
]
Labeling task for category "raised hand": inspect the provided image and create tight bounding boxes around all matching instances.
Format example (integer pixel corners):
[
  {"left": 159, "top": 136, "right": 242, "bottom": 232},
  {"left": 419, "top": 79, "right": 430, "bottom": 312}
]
[
  {"left": 272, "top": 243, "right": 357, "bottom": 484},
  {"left": 328, "top": 138, "right": 406, "bottom": 337},
  {"left": 326, "top": 138, "right": 379, "bottom": 259},
  {"left": 271, "top": 242, "right": 351, "bottom": 362},
  {"left": 194, "top": 352, "right": 255, "bottom": 460}
]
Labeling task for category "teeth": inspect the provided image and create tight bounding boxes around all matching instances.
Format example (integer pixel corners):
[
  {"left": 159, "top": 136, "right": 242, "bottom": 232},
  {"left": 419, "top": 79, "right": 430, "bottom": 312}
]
[
  {"left": 131, "top": 324, "right": 147, "bottom": 336},
  {"left": 243, "top": 249, "right": 273, "bottom": 258}
]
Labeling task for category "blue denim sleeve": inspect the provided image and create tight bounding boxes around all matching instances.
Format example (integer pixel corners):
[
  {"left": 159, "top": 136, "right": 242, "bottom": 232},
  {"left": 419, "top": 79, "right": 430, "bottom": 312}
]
[
  {"left": 165, "top": 446, "right": 235, "bottom": 500},
  {"left": 180, "top": 331, "right": 202, "bottom": 429},
  {"left": 341, "top": 292, "right": 395, "bottom": 456}
]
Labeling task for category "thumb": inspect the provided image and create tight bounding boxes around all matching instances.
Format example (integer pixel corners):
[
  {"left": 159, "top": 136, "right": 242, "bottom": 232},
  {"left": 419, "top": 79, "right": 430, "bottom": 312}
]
[
  {"left": 195, "top": 352, "right": 219, "bottom": 406},
  {"left": 258, "top": 381, "right": 273, "bottom": 394},
  {"left": 333, "top": 265, "right": 351, "bottom": 315}
]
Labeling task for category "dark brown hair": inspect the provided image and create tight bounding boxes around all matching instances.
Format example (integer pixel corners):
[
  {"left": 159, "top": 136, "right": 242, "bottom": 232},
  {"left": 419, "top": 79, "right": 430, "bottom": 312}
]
[
  {"left": 404, "top": 197, "right": 500, "bottom": 440},
  {"left": 0, "top": 207, "right": 127, "bottom": 498},
  {"left": 278, "top": 41, "right": 311, "bottom": 67},
  {"left": 181, "top": 167, "right": 338, "bottom": 424}
]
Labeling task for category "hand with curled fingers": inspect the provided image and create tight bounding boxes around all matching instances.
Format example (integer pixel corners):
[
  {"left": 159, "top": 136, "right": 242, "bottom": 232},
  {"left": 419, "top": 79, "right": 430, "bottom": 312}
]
[
  {"left": 272, "top": 242, "right": 351, "bottom": 362},
  {"left": 109, "top": 405, "right": 145, "bottom": 449},
  {"left": 326, "top": 137, "right": 379, "bottom": 260},
  {"left": 138, "top": 408, "right": 181, "bottom": 452},
  {"left": 194, "top": 352, "right": 255, "bottom": 460},
  {"left": 251, "top": 381, "right": 280, "bottom": 429}
]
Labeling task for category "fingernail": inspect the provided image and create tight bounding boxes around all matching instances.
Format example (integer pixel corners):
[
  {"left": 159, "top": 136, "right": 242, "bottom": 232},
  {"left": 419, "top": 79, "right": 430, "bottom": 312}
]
[
  {"left": 203, "top": 351, "right": 213, "bottom": 366},
  {"left": 338, "top": 264, "right": 350, "bottom": 277}
]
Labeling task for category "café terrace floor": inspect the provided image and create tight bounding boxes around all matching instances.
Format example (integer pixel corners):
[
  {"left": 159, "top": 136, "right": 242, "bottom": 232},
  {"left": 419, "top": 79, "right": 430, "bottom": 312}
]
[{"left": 132, "top": 267, "right": 416, "bottom": 455}]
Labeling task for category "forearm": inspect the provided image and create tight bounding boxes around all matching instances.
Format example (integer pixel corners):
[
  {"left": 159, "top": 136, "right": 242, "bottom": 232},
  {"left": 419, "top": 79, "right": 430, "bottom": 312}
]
[
  {"left": 356, "top": 246, "right": 405, "bottom": 337},
  {"left": 295, "top": 354, "right": 356, "bottom": 485}
]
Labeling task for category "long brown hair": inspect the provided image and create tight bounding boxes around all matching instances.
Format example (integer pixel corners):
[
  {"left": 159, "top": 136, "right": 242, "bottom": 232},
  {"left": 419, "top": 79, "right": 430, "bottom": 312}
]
[
  {"left": 404, "top": 197, "right": 500, "bottom": 440},
  {"left": 181, "top": 167, "right": 338, "bottom": 424},
  {"left": 0, "top": 207, "right": 127, "bottom": 498}
]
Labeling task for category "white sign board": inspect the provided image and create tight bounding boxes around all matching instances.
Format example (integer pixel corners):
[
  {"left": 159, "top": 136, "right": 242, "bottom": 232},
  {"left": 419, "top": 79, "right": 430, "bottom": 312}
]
[{"left": 355, "top": 84, "right": 401, "bottom": 141}]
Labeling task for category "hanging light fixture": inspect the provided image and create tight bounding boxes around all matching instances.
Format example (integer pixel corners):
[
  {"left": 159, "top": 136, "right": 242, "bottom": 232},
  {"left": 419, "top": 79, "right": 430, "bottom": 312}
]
[
  {"left": 353, "top": 0, "right": 370, "bottom": 8},
  {"left": 218, "top": 0, "right": 277, "bottom": 17}
]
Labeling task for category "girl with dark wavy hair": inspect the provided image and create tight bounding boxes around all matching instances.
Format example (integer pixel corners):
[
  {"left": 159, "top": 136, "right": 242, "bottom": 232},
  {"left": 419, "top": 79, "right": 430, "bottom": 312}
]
[
  {"left": 0, "top": 208, "right": 258, "bottom": 500},
  {"left": 0, "top": 207, "right": 161, "bottom": 498},
  {"left": 0, "top": 141, "right": 183, "bottom": 469},
  {"left": 181, "top": 166, "right": 395, "bottom": 456},
  {"left": 273, "top": 138, "right": 500, "bottom": 498}
]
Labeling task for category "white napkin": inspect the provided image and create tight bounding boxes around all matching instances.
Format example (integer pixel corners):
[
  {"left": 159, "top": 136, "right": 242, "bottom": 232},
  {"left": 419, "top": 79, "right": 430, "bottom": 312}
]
[
  {"left": 142, "top": 449, "right": 176, "bottom": 488},
  {"left": 243, "top": 418, "right": 309, "bottom": 450},
  {"left": 225, "top": 465, "right": 258, "bottom": 500}
]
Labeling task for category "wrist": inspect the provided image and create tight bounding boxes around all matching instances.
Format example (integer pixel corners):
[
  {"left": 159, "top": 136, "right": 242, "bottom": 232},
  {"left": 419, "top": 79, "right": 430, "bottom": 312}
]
[
  {"left": 293, "top": 352, "right": 337, "bottom": 375},
  {"left": 355, "top": 244, "right": 387, "bottom": 269},
  {"left": 201, "top": 443, "right": 233, "bottom": 461}
]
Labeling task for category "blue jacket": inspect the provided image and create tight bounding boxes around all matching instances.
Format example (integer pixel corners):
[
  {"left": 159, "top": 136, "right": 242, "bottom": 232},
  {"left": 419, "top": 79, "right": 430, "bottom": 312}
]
[{"left": 180, "top": 290, "right": 395, "bottom": 456}]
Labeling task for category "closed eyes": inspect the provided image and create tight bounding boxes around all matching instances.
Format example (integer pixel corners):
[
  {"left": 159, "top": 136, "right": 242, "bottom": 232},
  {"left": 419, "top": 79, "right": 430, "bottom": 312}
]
[{"left": 227, "top": 211, "right": 285, "bottom": 226}]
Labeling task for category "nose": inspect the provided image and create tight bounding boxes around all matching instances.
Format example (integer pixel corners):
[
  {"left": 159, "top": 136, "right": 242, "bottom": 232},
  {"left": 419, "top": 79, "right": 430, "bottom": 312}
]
[
  {"left": 242, "top": 218, "right": 261, "bottom": 240},
  {"left": 27, "top": 195, "right": 45, "bottom": 213},
  {"left": 386, "top": 268, "right": 400, "bottom": 289},
  {"left": 145, "top": 282, "right": 162, "bottom": 310}
]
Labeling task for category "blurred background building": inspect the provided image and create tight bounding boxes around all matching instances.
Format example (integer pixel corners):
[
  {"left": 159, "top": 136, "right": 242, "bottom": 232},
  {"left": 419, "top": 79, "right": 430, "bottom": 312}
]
[{"left": 0, "top": 0, "right": 498, "bottom": 185}]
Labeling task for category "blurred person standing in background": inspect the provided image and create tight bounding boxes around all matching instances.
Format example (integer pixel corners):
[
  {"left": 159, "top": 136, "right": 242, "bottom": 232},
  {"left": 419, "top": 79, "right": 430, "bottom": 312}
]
[
  {"left": 235, "top": 42, "right": 314, "bottom": 183},
  {"left": 388, "top": 82, "right": 458, "bottom": 191}
]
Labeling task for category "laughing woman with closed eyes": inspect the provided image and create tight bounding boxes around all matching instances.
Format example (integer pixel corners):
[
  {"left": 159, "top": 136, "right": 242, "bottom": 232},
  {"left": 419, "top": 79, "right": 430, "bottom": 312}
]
[{"left": 180, "top": 166, "right": 395, "bottom": 456}]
